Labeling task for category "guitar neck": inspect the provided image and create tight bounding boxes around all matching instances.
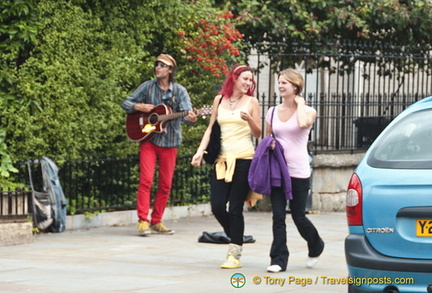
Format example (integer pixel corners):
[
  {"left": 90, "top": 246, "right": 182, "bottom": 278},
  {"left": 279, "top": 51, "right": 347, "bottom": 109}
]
[{"left": 158, "top": 110, "right": 189, "bottom": 122}]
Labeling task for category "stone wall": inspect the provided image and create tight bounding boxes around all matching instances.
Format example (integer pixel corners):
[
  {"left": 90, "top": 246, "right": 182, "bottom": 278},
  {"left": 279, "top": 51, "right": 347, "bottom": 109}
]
[
  {"left": 311, "top": 152, "right": 365, "bottom": 212},
  {"left": 0, "top": 222, "right": 33, "bottom": 246}
]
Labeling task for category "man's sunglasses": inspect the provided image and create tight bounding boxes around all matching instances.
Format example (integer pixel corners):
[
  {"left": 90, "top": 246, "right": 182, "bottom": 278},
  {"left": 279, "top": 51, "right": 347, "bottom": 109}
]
[{"left": 155, "top": 61, "right": 171, "bottom": 68}]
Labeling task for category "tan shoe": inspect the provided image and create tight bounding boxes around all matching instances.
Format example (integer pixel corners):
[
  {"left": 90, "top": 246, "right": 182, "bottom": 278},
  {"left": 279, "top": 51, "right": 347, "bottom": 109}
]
[
  {"left": 137, "top": 221, "right": 151, "bottom": 236},
  {"left": 150, "top": 222, "right": 175, "bottom": 235}
]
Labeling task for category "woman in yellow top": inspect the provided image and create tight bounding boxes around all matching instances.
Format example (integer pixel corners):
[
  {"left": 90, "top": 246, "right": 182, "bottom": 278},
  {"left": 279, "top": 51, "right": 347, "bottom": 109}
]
[{"left": 191, "top": 64, "right": 261, "bottom": 269}]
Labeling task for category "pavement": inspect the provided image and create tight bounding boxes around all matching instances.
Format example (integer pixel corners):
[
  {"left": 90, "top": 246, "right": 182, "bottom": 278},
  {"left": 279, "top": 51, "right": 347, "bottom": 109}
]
[{"left": 0, "top": 211, "right": 349, "bottom": 293}]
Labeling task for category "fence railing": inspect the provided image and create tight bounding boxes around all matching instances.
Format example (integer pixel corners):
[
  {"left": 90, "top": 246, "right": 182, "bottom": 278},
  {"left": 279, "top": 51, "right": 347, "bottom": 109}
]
[
  {"left": 0, "top": 188, "right": 31, "bottom": 222},
  {"left": 16, "top": 154, "right": 212, "bottom": 215},
  {"left": 308, "top": 93, "right": 422, "bottom": 152}
]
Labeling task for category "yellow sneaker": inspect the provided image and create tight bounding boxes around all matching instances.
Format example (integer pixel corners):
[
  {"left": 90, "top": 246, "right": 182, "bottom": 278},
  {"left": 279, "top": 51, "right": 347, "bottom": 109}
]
[
  {"left": 150, "top": 222, "right": 175, "bottom": 235},
  {"left": 220, "top": 255, "right": 243, "bottom": 269},
  {"left": 137, "top": 221, "right": 151, "bottom": 236},
  {"left": 220, "top": 244, "right": 243, "bottom": 269}
]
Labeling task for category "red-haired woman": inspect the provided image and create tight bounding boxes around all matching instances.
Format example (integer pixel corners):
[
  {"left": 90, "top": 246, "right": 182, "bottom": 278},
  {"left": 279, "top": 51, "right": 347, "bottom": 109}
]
[{"left": 191, "top": 64, "right": 261, "bottom": 269}]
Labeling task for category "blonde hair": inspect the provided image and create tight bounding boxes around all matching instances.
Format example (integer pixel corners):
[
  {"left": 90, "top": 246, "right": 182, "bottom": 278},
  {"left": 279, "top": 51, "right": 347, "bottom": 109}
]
[{"left": 278, "top": 69, "right": 303, "bottom": 95}]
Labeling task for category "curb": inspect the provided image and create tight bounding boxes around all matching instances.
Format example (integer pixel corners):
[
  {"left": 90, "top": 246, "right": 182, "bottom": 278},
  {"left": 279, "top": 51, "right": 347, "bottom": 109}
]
[{"left": 65, "top": 203, "right": 212, "bottom": 230}]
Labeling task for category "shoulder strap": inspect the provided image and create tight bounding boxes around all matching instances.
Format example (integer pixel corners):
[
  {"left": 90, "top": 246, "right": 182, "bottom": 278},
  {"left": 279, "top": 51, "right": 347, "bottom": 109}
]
[
  {"left": 214, "top": 95, "right": 223, "bottom": 116},
  {"left": 170, "top": 82, "right": 179, "bottom": 105},
  {"left": 271, "top": 106, "right": 276, "bottom": 137}
]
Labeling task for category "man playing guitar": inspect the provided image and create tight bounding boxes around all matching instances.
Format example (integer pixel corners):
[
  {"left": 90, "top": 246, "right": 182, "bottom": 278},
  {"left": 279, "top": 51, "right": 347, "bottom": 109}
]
[{"left": 121, "top": 53, "right": 197, "bottom": 235}]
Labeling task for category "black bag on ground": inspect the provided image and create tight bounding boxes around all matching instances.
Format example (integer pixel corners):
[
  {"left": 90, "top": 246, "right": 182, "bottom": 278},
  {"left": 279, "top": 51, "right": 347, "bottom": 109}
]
[{"left": 198, "top": 231, "right": 256, "bottom": 244}]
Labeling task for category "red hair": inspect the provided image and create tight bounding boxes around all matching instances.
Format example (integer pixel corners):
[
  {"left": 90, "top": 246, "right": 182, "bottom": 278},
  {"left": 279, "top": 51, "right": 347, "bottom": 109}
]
[{"left": 218, "top": 64, "right": 256, "bottom": 98}]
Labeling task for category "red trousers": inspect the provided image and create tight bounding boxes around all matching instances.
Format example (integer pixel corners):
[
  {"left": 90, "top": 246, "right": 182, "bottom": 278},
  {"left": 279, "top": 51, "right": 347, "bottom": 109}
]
[{"left": 136, "top": 142, "right": 177, "bottom": 225}]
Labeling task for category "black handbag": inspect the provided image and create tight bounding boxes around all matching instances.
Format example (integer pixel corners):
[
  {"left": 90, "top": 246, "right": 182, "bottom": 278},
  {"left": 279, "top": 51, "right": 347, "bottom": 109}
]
[{"left": 203, "top": 96, "right": 223, "bottom": 165}]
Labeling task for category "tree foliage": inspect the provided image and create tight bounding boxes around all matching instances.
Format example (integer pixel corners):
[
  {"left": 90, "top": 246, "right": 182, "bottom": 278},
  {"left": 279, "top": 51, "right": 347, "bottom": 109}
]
[
  {"left": 0, "top": 0, "right": 243, "bottom": 178},
  {"left": 0, "top": 0, "right": 39, "bottom": 179},
  {"left": 219, "top": 0, "right": 432, "bottom": 50}
]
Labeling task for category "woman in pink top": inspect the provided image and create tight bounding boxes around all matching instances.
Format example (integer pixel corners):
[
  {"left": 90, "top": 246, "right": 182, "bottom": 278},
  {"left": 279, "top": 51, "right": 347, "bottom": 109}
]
[{"left": 265, "top": 68, "right": 324, "bottom": 273}]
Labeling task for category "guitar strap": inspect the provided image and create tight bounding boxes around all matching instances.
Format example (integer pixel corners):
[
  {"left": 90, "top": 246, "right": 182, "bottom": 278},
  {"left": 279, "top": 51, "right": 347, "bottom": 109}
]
[
  {"left": 171, "top": 83, "right": 178, "bottom": 106},
  {"left": 162, "top": 82, "right": 179, "bottom": 110}
]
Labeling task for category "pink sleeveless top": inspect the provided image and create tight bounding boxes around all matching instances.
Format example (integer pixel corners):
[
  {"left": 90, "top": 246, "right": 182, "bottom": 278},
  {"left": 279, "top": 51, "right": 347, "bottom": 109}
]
[{"left": 265, "top": 105, "right": 312, "bottom": 178}]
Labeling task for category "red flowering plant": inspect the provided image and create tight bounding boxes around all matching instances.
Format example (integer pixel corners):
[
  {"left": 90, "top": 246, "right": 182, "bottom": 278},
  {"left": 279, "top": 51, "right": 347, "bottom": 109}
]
[
  {"left": 177, "top": 10, "right": 243, "bottom": 78},
  {"left": 172, "top": 6, "right": 245, "bottom": 152}
]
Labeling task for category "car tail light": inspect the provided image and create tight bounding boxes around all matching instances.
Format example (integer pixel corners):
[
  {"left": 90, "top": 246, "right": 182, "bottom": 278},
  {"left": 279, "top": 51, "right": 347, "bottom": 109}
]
[{"left": 346, "top": 173, "right": 363, "bottom": 226}]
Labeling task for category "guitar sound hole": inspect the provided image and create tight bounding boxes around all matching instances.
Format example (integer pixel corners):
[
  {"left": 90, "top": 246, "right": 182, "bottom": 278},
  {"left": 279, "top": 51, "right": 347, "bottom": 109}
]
[{"left": 148, "top": 113, "right": 158, "bottom": 124}]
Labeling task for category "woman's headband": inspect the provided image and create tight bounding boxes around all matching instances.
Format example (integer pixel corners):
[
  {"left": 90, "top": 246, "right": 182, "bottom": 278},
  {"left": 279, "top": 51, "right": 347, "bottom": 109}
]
[{"left": 233, "top": 65, "right": 247, "bottom": 74}]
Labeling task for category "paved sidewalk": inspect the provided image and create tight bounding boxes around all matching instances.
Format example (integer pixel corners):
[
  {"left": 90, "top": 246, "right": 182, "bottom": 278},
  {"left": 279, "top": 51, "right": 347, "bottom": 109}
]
[{"left": 0, "top": 212, "right": 348, "bottom": 293}]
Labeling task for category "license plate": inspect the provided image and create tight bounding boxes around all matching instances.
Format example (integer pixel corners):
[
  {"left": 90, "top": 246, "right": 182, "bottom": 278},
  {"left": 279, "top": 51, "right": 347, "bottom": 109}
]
[{"left": 416, "top": 219, "right": 432, "bottom": 237}]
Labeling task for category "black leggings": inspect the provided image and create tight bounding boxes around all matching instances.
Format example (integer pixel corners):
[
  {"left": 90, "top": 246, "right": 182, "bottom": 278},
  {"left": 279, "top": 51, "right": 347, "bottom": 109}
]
[
  {"left": 288, "top": 177, "right": 324, "bottom": 257},
  {"left": 210, "top": 159, "right": 251, "bottom": 245},
  {"left": 270, "top": 177, "right": 324, "bottom": 269}
]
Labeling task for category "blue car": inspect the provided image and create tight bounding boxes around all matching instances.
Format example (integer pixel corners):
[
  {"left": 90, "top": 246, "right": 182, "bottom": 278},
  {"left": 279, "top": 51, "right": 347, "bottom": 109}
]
[{"left": 345, "top": 96, "right": 432, "bottom": 293}]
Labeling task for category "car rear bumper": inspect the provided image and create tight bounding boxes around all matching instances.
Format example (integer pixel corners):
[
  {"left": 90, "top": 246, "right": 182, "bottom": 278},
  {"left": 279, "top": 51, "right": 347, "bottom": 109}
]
[{"left": 345, "top": 234, "right": 432, "bottom": 273}]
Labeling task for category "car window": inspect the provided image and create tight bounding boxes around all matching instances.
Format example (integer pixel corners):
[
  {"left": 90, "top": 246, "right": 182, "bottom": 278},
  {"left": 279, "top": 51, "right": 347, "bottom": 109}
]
[{"left": 368, "top": 109, "right": 432, "bottom": 169}]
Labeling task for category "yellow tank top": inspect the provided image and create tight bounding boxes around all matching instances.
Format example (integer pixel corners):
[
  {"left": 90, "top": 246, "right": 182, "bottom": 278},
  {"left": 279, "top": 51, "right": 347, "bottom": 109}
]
[{"left": 217, "top": 97, "right": 255, "bottom": 158}]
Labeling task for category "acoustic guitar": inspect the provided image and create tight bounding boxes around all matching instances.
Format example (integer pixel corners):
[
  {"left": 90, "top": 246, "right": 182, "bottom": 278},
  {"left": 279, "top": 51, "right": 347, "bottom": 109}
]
[{"left": 126, "top": 104, "right": 212, "bottom": 142}]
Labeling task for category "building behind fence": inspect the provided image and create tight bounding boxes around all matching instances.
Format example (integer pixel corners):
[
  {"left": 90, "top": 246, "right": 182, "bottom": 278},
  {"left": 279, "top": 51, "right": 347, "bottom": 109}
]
[{"left": 250, "top": 41, "right": 431, "bottom": 153}]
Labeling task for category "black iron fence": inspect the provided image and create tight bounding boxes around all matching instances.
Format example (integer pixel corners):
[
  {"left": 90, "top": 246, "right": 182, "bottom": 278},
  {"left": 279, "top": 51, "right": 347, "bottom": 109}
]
[
  {"left": 308, "top": 93, "right": 420, "bottom": 152},
  {"left": 251, "top": 41, "right": 432, "bottom": 153},
  {"left": 16, "top": 154, "right": 212, "bottom": 215}
]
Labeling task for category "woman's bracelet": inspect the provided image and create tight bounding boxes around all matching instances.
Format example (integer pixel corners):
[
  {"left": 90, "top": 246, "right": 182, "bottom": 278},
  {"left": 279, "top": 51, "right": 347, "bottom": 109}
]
[{"left": 197, "top": 147, "right": 207, "bottom": 154}]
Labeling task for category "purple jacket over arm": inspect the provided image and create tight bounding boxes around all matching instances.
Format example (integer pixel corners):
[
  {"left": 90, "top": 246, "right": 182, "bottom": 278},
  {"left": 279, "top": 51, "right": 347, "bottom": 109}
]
[{"left": 248, "top": 136, "right": 292, "bottom": 199}]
